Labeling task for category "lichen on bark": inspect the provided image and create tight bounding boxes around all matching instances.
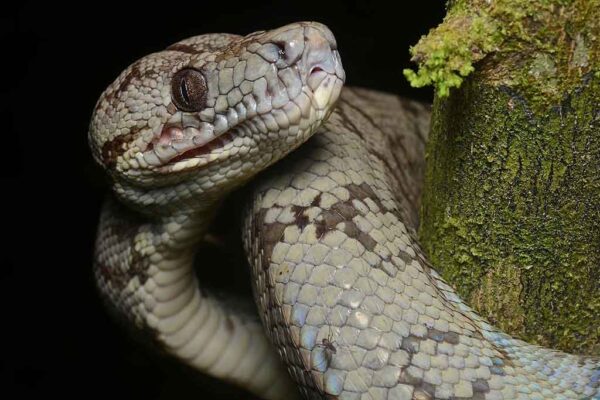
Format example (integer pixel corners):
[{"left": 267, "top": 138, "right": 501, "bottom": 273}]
[{"left": 409, "top": 0, "right": 600, "bottom": 355}]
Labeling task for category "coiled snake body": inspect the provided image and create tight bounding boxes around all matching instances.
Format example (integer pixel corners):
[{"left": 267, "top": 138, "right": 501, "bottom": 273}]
[{"left": 89, "top": 22, "right": 600, "bottom": 399}]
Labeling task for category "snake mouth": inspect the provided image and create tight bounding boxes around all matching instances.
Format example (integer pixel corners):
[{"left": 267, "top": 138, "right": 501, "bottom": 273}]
[
  {"left": 135, "top": 120, "right": 242, "bottom": 173},
  {"left": 167, "top": 132, "right": 234, "bottom": 164},
  {"left": 137, "top": 67, "right": 343, "bottom": 174},
  {"left": 148, "top": 125, "right": 239, "bottom": 171},
  {"left": 129, "top": 22, "right": 345, "bottom": 175}
]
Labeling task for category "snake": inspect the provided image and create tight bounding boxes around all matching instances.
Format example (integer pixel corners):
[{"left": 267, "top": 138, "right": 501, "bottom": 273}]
[{"left": 88, "top": 22, "right": 600, "bottom": 400}]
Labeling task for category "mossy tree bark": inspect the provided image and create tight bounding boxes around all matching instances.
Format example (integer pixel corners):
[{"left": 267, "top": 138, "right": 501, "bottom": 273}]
[{"left": 406, "top": 0, "right": 599, "bottom": 355}]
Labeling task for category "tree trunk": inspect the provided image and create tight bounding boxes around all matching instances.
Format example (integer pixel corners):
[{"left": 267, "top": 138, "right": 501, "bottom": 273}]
[{"left": 406, "top": 0, "right": 600, "bottom": 355}]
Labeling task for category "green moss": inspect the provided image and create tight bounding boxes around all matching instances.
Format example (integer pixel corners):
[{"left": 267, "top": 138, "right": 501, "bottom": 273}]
[
  {"left": 404, "top": 0, "right": 600, "bottom": 108},
  {"left": 420, "top": 75, "right": 600, "bottom": 354},
  {"left": 470, "top": 263, "right": 526, "bottom": 335},
  {"left": 414, "top": 0, "right": 600, "bottom": 354},
  {"left": 403, "top": 4, "right": 502, "bottom": 97}
]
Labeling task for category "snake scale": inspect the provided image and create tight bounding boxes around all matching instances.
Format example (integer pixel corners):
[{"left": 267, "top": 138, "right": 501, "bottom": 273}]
[{"left": 89, "top": 22, "right": 600, "bottom": 399}]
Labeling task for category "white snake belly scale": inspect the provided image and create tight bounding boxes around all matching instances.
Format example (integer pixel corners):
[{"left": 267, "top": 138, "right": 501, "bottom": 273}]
[{"left": 88, "top": 22, "right": 600, "bottom": 399}]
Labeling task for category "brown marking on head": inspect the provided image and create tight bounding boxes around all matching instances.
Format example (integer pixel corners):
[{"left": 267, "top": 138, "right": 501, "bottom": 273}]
[
  {"left": 214, "top": 36, "right": 255, "bottom": 62},
  {"left": 101, "top": 127, "right": 141, "bottom": 168},
  {"left": 167, "top": 43, "right": 199, "bottom": 54},
  {"left": 117, "top": 64, "right": 142, "bottom": 93},
  {"left": 101, "top": 64, "right": 141, "bottom": 105}
]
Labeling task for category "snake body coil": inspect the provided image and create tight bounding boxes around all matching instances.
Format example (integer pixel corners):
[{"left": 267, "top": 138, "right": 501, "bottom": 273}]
[{"left": 89, "top": 23, "right": 600, "bottom": 399}]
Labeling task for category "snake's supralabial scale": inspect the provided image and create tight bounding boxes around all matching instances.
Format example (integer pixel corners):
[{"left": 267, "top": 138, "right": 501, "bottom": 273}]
[{"left": 88, "top": 22, "right": 600, "bottom": 400}]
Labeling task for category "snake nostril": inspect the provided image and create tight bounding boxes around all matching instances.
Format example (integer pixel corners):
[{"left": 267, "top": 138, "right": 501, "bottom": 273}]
[
  {"left": 272, "top": 41, "right": 287, "bottom": 59},
  {"left": 310, "top": 66, "right": 324, "bottom": 76}
]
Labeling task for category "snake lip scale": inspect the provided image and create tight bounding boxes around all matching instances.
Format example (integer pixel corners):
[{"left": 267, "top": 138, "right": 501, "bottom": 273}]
[{"left": 89, "top": 22, "right": 600, "bottom": 400}]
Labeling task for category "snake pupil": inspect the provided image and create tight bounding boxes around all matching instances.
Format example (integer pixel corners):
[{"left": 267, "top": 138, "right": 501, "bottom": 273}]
[
  {"left": 180, "top": 79, "right": 190, "bottom": 104},
  {"left": 171, "top": 68, "right": 207, "bottom": 112}
]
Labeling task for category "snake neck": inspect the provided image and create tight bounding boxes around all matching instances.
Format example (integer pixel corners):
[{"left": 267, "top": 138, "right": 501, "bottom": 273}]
[
  {"left": 94, "top": 192, "right": 219, "bottom": 323},
  {"left": 94, "top": 192, "right": 299, "bottom": 399}
]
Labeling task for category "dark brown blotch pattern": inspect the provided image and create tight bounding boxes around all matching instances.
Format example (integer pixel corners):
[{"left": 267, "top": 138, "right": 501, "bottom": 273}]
[{"left": 101, "top": 127, "right": 141, "bottom": 168}]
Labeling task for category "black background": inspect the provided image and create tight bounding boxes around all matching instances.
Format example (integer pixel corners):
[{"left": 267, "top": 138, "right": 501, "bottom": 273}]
[{"left": 4, "top": 1, "right": 445, "bottom": 398}]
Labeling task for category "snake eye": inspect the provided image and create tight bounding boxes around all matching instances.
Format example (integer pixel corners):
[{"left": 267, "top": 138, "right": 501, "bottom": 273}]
[{"left": 171, "top": 68, "right": 207, "bottom": 112}]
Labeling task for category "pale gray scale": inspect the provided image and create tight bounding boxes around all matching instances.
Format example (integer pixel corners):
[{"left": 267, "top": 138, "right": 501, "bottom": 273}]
[
  {"left": 246, "top": 53, "right": 270, "bottom": 81},
  {"left": 218, "top": 67, "right": 234, "bottom": 93},
  {"left": 245, "top": 89, "right": 600, "bottom": 399},
  {"left": 233, "top": 61, "right": 247, "bottom": 87},
  {"left": 257, "top": 42, "right": 283, "bottom": 63}
]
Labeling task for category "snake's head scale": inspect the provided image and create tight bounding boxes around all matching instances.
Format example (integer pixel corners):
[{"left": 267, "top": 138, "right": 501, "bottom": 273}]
[{"left": 89, "top": 22, "right": 344, "bottom": 211}]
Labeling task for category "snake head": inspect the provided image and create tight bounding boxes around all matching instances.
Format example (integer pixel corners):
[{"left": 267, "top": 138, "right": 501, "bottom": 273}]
[{"left": 89, "top": 22, "right": 344, "bottom": 211}]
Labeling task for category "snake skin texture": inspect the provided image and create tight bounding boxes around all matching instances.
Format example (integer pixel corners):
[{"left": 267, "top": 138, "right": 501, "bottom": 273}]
[
  {"left": 89, "top": 22, "right": 600, "bottom": 400},
  {"left": 90, "top": 22, "right": 343, "bottom": 399},
  {"left": 245, "top": 87, "right": 600, "bottom": 399}
]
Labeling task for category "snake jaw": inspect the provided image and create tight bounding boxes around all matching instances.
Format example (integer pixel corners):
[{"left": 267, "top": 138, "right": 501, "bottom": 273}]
[
  {"left": 90, "top": 22, "right": 344, "bottom": 213},
  {"left": 126, "top": 22, "right": 344, "bottom": 177}
]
